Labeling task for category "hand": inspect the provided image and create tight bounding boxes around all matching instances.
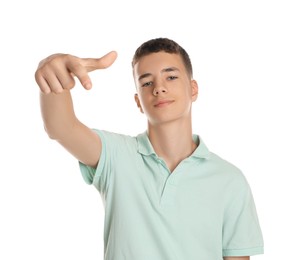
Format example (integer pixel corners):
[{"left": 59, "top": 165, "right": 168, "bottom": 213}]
[{"left": 35, "top": 51, "right": 118, "bottom": 94}]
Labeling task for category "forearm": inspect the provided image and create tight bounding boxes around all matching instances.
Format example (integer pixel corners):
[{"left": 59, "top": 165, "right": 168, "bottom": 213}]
[
  {"left": 40, "top": 90, "right": 78, "bottom": 140},
  {"left": 36, "top": 51, "right": 117, "bottom": 167}
]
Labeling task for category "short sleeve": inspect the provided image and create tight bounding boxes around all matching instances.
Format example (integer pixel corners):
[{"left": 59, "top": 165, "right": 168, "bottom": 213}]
[
  {"left": 222, "top": 174, "right": 264, "bottom": 256},
  {"left": 78, "top": 130, "right": 113, "bottom": 193}
]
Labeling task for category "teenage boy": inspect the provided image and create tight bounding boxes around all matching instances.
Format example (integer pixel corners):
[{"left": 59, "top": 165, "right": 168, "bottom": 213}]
[{"left": 35, "top": 38, "right": 264, "bottom": 260}]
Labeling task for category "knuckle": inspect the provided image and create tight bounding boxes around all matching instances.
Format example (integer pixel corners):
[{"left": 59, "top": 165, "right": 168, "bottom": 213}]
[
  {"left": 71, "top": 62, "right": 84, "bottom": 73},
  {"left": 65, "top": 78, "right": 76, "bottom": 89},
  {"left": 34, "top": 70, "right": 42, "bottom": 81},
  {"left": 53, "top": 87, "right": 63, "bottom": 94},
  {"left": 41, "top": 88, "right": 51, "bottom": 95},
  {"left": 40, "top": 53, "right": 68, "bottom": 69}
]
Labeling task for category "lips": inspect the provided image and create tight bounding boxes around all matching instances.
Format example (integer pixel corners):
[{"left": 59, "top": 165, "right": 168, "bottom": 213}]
[{"left": 154, "top": 99, "right": 174, "bottom": 107}]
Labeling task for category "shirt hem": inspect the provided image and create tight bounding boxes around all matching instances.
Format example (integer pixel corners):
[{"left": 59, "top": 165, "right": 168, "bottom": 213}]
[{"left": 223, "top": 246, "right": 264, "bottom": 256}]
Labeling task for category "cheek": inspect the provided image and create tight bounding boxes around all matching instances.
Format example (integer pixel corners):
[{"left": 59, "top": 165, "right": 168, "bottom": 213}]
[
  {"left": 138, "top": 91, "right": 151, "bottom": 103},
  {"left": 136, "top": 93, "right": 149, "bottom": 112},
  {"left": 139, "top": 98, "right": 149, "bottom": 112}
]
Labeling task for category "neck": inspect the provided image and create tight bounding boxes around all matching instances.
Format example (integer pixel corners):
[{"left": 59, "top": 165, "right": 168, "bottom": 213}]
[{"left": 147, "top": 118, "right": 197, "bottom": 172}]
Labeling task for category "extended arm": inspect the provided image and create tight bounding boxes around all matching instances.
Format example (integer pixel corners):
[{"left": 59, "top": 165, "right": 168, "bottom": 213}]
[{"left": 35, "top": 52, "right": 117, "bottom": 168}]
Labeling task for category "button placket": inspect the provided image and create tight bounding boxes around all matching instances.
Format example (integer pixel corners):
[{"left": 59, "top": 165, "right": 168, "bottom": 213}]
[
  {"left": 159, "top": 167, "right": 180, "bottom": 207},
  {"left": 154, "top": 156, "right": 187, "bottom": 207}
]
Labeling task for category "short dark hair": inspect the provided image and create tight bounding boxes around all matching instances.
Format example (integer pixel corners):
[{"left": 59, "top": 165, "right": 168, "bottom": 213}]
[{"left": 132, "top": 38, "right": 193, "bottom": 78}]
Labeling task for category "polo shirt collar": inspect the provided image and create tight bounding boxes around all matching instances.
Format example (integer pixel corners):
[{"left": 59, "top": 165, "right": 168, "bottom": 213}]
[
  {"left": 191, "top": 135, "right": 211, "bottom": 159},
  {"left": 137, "top": 132, "right": 156, "bottom": 156},
  {"left": 136, "top": 131, "right": 211, "bottom": 159}
]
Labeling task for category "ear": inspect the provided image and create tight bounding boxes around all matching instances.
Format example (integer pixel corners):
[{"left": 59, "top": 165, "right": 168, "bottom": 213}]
[
  {"left": 191, "top": 80, "right": 199, "bottom": 102},
  {"left": 134, "top": 93, "right": 144, "bottom": 113}
]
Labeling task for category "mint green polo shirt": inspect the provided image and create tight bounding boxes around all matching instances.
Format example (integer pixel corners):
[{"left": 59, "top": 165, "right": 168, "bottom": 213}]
[{"left": 79, "top": 130, "right": 264, "bottom": 259}]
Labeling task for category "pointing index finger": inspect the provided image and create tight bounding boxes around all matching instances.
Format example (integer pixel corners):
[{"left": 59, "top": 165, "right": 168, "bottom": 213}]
[{"left": 81, "top": 51, "right": 118, "bottom": 72}]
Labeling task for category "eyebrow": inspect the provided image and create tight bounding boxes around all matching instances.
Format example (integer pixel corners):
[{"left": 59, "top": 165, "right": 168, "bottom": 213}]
[{"left": 138, "top": 67, "right": 180, "bottom": 81}]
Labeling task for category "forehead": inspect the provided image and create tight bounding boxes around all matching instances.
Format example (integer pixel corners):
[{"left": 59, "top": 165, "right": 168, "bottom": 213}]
[{"left": 133, "top": 52, "right": 185, "bottom": 77}]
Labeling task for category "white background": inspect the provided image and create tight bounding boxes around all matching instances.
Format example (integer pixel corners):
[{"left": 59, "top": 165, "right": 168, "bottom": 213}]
[{"left": 1, "top": 0, "right": 300, "bottom": 259}]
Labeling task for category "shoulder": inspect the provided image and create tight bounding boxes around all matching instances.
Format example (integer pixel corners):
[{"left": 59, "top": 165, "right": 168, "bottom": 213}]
[
  {"left": 93, "top": 129, "right": 136, "bottom": 143},
  {"left": 209, "top": 152, "right": 243, "bottom": 176},
  {"left": 206, "top": 151, "right": 250, "bottom": 190},
  {"left": 93, "top": 129, "right": 140, "bottom": 153}
]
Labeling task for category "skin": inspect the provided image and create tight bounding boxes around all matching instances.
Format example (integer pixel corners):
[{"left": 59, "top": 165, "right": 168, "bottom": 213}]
[
  {"left": 133, "top": 52, "right": 199, "bottom": 172},
  {"left": 35, "top": 50, "right": 250, "bottom": 260},
  {"left": 35, "top": 51, "right": 117, "bottom": 168}
]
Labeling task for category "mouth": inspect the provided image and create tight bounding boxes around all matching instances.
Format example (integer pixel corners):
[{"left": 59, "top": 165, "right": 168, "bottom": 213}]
[{"left": 154, "top": 100, "right": 174, "bottom": 108}]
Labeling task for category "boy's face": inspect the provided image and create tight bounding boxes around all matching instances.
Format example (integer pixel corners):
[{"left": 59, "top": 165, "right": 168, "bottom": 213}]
[{"left": 133, "top": 52, "right": 198, "bottom": 126}]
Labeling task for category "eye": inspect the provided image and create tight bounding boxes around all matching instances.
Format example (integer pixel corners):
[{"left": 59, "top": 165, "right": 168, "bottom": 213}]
[
  {"left": 167, "top": 76, "right": 178, "bottom": 80},
  {"left": 142, "top": 81, "right": 153, "bottom": 87}
]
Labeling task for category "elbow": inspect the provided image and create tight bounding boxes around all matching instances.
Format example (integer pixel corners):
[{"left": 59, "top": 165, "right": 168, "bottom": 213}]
[
  {"left": 42, "top": 118, "right": 78, "bottom": 140},
  {"left": 43, "top": 124, "right": 61, "bottom": 140},
  {"left": 43, "top": 126, "right": 56, "bottom": 140}
]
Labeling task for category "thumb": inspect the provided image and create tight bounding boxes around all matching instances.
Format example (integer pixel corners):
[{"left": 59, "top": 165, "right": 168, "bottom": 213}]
[{"left": 81, "top": 51, "right": 118, "bottom": 72}]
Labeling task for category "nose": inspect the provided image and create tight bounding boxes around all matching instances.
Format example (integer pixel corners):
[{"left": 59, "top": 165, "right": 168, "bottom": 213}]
[{"left": 153, "top": 85, "right": 168, "bottom": 96}]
